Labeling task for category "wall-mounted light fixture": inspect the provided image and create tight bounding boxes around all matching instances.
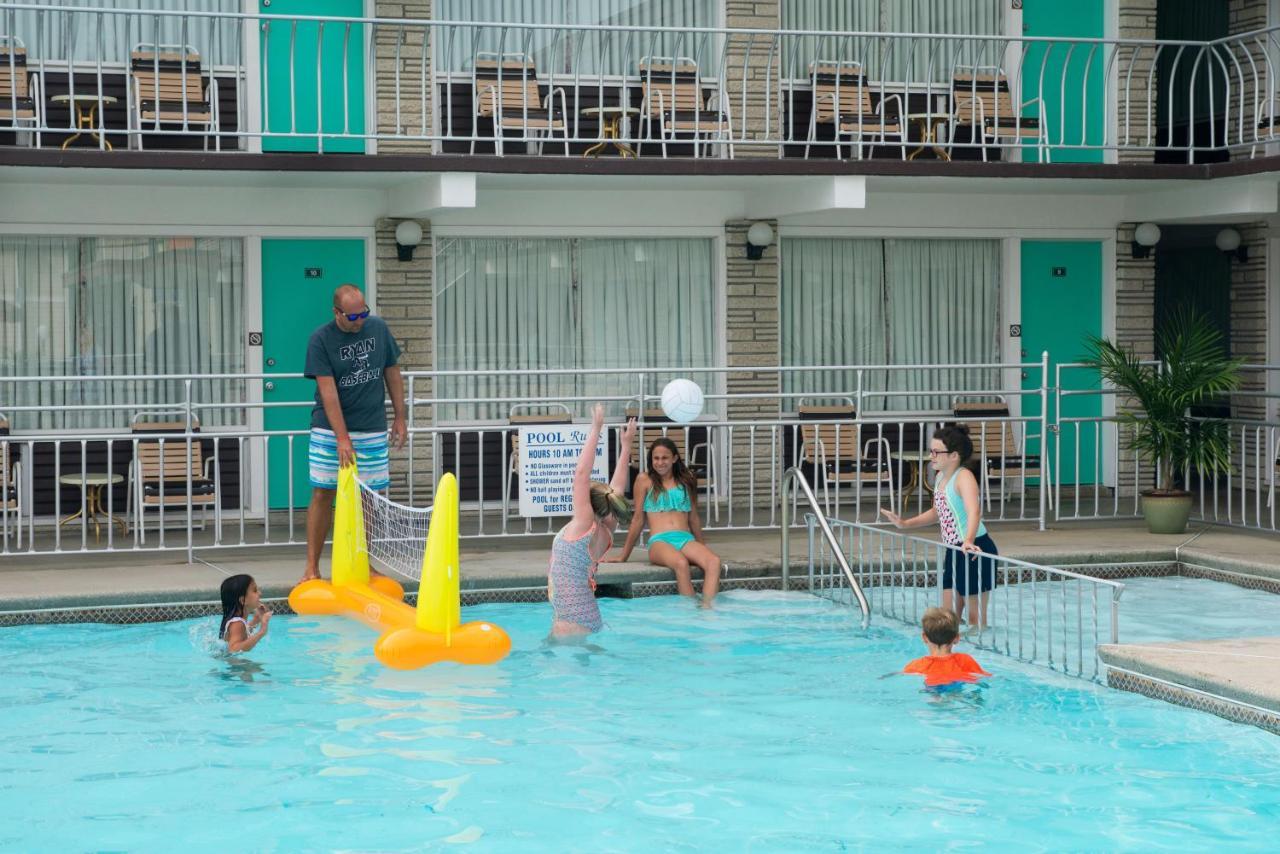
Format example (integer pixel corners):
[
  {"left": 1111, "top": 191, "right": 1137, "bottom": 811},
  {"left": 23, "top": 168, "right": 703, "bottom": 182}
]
[
  {"left": 746, "top": 222, "right": 775, "bottom": 261},
  {"left": 1131, "top": 222, "right": 1161, "bottom": 259},
  {"left": 1215, "top": 227, "right": 1248, "bottom": 263},
  {"left": 394, "top": 220, "right": 423, "bottom": 262}
]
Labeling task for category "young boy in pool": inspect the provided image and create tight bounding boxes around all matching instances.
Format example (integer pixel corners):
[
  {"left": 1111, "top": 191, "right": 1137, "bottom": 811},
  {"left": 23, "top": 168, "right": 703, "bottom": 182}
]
[
  {"left": 903, "top": 607, "right": 990, "bottom": 689},
  {"left": 219, "top": 574, "right": 272, "bottom": 654}
]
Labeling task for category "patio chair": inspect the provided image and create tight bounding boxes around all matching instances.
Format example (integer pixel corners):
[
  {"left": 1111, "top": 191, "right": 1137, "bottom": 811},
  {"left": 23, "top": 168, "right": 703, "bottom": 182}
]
[
  {"left": 950, "top": 66, "right": 1046, "bottom": 162},
  {"left": 626, "top": 407, "right": 720, "bottom": 520},
  {"left": 0, "top": 37, "right": 42, "bottom": 147},
  {"left": 797, "top": 403, "right": 895, "bottom": 509},
  {"left": 127, "top": 44, "right": 220, "bottom": 150},
  {"left": 471, "top": 53, "right": 568, "bottom": 156},
  {"left": 1252, "top": 97, "right": 1280, "bottom": 157},
  {"left": 953, "top": 399, "right": 1041, "bottom": 509},
  {"left": 637, "top": 58, "right": 733, "bottom": 159},
  {"left": 503, "top": 404, "right": 573, "bottom": 523},
  {"left": 128, "top": 413, "right": 219, "bottom": 541},
  {"left": 0, "top": 414, "right": 22, "bottom": 548},
  {"left": 804, "top": 61, "right": 904, "bottom": 161}
]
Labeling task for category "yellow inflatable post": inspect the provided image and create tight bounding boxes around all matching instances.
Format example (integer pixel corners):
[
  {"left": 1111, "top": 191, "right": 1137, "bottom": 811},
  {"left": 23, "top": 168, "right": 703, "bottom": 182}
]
[{"left": 288, "top": 470, "right": 511, "bottom": 670}]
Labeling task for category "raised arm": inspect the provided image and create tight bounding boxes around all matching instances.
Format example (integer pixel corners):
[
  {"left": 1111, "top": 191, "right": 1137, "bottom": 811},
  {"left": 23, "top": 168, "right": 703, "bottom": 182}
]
[
  {"left": 565, "top": 404, "right": 607, "bottom": 537},
  {"left": 611, "top": 417, "right": 637, "bottom": 494}
]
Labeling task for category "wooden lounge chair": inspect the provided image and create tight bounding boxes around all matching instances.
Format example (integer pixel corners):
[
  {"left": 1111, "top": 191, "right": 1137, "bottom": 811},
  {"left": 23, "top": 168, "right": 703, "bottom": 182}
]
[
  {"left": 637, "top": 58, "right": 732, "bottom": 158},
  {"left": 0, "top": 414, "right": 22, "bottom": 548},
  {"left": 128, "top": 414, "right": 219, "bottom": 541},
  {"left": 953, "top": 400, "right": 1041, "bottom": 507},
  {"left": 128, "top": 44, "right": 220, "bottom": 150},
  {"left": 951, "top": 66, "right": 1046, "bottom": 161},
  {"left": 797, "top": 404, "right": 895, "bottom": 508},
  {"left": 0, "top": 37, "right": 42, "bottom": 146},
  {"left": 471, "top": 53, "right": 568, "bottom": 156},
  {"left": 805, "top": 61, "right": 904, "bottom": 160}
]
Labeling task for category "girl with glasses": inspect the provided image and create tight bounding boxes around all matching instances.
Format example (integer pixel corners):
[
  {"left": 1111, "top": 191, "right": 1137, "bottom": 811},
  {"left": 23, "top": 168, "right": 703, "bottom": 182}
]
[{"left": 880, "top": 425, "right": 998, "bottom": 630}]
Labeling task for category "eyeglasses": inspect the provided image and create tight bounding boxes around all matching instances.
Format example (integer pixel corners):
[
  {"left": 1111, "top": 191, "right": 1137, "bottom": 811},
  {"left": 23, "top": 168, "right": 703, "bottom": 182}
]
[
  {"left": 928, "top": 449, "right": 952, "bottom": 457},
  {"left": 337, "top": 308, "right": 370, "bottom": 322}
]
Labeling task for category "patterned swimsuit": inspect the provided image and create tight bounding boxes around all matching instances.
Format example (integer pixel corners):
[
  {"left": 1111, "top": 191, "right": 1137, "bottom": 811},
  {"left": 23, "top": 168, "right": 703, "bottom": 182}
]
[{"left": 548, "top": 522, "right": 612, "bottom": 632}]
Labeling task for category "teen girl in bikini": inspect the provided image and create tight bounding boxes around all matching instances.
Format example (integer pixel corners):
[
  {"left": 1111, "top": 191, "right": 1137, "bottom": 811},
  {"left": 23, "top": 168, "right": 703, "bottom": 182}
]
[
  {"left": 547, "top": 404, "right": 636, "bottom": 637},
  {"left": 606, "top": 437, "right": 723, "bottom": 608}
]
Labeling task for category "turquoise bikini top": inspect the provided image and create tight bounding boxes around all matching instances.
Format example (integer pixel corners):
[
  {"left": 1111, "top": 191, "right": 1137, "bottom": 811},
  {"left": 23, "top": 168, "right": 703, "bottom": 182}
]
[{"left": 644, "top": 483, "right": 692, "bottom": 513}]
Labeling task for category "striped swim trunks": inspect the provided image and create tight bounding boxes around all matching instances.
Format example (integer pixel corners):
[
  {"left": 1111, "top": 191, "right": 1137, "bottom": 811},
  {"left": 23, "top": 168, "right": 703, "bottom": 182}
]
[{"left": 308, "top": 428, "right": 390, "bottom": 490}]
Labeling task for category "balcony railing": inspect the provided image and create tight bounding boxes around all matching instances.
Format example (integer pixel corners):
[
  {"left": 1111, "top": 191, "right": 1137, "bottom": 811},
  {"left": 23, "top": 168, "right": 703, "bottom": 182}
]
[{"left": 3, "top": 3, "right": 1280, "bottom": 161}]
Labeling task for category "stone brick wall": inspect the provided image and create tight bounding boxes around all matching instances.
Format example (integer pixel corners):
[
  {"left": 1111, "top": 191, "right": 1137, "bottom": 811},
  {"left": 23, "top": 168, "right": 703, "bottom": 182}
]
[
  {"left": 1231, "top": 222, "right": 1269, "bottom": 421},
  {"left": 1112, "top": 223, "right": 1158, "bottom": 495},
  {"left": 723, "top": 219, "right": 780, "bottom": 505},
  {"left": 374, "top": 1, "right": 433, "bottom": 153},
  {"left": 374, "top": 217, "right": 434, "bottom": 501},
  {"left": 1118, "top": 0, "right": 1158, "bottom": 164},
  {"left": 724, "top": 0, "right": 782, "bottom": 158}
]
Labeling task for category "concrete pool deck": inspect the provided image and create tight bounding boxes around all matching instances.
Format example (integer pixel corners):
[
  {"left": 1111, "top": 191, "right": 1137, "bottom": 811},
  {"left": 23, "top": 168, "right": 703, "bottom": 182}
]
[{"left": 3, "top": 518, "right": 1280, "bottom": 731}]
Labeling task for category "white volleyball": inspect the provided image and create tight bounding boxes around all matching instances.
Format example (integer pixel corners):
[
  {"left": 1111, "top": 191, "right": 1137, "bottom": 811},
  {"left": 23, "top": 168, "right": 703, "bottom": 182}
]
[{"left": 660, "top": 379, "right": 705, "bottom": 424}]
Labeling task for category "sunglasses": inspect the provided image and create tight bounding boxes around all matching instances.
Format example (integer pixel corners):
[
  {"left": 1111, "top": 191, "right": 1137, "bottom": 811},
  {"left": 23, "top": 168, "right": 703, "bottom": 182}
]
[{"left": 337, "top": 308, "right": 370, "bottom": 322}]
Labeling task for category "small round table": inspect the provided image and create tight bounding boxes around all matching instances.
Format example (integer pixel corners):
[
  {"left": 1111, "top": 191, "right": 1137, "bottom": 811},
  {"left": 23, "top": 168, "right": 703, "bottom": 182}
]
[
  {"left": 59, "top": 473, "right": 128, "bottom": 541},
  {"left": 51, "top": 93, "right": 118, "bottom": 151},
  {"left": 890, "top": 451, "right": 936, "bottom": 511},
  {"left": 581, "top": 106, "right": 640, "bottom": 158},
  {"left": 906, "top": 113, "right": 950, "bottom": 161}
]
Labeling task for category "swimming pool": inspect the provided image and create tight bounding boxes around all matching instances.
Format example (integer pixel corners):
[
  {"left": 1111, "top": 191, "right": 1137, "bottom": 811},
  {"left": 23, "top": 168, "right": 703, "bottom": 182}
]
[{"left": 3, "top": 591, "right": 1278, "bottom": 850}]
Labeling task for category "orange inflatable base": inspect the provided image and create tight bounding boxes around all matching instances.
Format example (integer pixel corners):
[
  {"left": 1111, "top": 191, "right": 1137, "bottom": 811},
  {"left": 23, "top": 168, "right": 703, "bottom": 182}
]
[{"left": 288, "top": 578, "right": 512, "bottom": 670}]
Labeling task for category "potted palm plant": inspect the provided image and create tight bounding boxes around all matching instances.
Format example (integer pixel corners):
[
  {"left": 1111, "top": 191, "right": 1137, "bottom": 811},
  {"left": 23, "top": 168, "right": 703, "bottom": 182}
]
[{"left": 1082, "top": 310, "right": 1243, "bottom": 534}]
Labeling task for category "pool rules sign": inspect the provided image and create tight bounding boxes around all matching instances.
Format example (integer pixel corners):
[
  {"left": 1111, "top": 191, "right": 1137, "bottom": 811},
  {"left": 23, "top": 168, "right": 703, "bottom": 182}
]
[{"left": 518, "top": 426, "right": 608, "bottom": 517}]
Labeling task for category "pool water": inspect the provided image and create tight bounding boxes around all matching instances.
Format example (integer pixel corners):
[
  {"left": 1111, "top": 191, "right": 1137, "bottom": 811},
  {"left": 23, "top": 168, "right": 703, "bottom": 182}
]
[
  {"left": 2, "top": 591, "right": 1278, "bottom": 850},
  {"left": 1112, "top": 576, "right": 1280, "bottom": 643}
]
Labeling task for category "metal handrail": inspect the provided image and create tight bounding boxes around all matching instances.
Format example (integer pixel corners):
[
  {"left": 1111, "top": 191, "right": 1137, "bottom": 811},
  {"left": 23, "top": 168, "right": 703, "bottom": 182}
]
[{"left": 780, "top": 465, "right": 870, "bottom": 623}]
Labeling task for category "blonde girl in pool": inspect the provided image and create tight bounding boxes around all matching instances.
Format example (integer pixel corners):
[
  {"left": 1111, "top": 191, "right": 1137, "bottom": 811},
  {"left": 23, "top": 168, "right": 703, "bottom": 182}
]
[
  {"left": 879, "top": 425, "right": 998, "bottom": 629},
  {"left": 547, "top": 404, "right": 637, "bottom": 638},
  {"left": 605, "top": 437, "right": 723, "bottom": 608}
]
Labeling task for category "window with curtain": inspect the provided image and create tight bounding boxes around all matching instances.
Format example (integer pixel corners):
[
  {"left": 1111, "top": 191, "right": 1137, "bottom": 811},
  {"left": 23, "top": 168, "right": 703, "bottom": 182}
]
[
  {"left": 781, "top": 237, "right": 1000, "bottom": 412},
  {"left": 0, "top": 236, "right": 245, "bottom": 430},
  {"left": 782, "top": 0, "right": 1006, "bottom": 83},
  {"left": 8, "top": 0, "right": 243, "bottom": 67},
  {"left": 434, "top": 0, "right": 720, "bottom": 76},
  {"left": 434, "top": 236, "right": 716, "bottom": 421}
]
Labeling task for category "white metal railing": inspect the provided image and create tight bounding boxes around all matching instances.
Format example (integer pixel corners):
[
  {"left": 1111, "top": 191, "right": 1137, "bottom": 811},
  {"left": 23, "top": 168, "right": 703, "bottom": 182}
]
[
  {"left": 3, "top": 3, "right": 1280, "bottom": 160},
  {"left": 0, "top": 360, "right": 1052, "bottom": 556},
  {"left": 812, "top": 516, "right": 1125, "bottom": 681}
]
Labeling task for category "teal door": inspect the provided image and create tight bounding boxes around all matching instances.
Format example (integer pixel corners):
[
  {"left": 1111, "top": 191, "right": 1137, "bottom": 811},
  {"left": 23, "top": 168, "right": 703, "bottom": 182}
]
[
  {"left": 262, "top": 238, "right": 367, "bottom": 508},
  {"left": 259, "top": 0, "right": 366, "bottom": 153},
  {"left": 1022, "top": 0, "right": 1106, "bottom": 163},
  {"left": 1020, "top": 241, "right": 1103, "bottom": 487}
]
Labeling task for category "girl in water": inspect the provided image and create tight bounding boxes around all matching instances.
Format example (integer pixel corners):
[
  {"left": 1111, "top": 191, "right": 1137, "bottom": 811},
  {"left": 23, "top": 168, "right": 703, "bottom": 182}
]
[
  {"left": 548, "top": 404, "right": 636, "bottom": 637},
  {"left": 880, "top": 425, "right": 998, "bottom": 629},
  {"left": 219, "top": 574, "right": 272, "bottom": 653},
  {"left": 607, "top": 437, "right": 723, "bottom": 608}
]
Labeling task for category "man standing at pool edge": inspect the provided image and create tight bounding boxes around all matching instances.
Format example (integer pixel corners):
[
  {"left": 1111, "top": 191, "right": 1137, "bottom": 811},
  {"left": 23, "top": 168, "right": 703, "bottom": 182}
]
[{"left": 300, "top": 284, "right": 407, "bottom": 583}]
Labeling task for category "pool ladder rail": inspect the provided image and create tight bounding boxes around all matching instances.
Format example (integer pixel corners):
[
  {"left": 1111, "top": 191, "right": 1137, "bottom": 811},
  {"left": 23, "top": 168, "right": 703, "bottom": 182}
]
[{"left": 780, "top": 467, "right": 871, "bottom": 625}]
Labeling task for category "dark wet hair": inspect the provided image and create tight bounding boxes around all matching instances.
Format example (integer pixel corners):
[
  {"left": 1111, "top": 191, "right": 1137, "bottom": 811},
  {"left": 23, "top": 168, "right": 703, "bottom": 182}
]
[
  {"left": 219, "top": 574, "right": 255, "bottom": 639},
  {"left": 932, "top": 425, "right": 973, "bottom": 465},
  {"left": 646, "top": 437, "right": 697, "bottom": 500}
]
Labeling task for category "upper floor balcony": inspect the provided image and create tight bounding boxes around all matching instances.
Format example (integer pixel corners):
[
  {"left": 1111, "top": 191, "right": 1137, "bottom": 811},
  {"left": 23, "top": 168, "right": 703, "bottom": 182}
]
[{"left": 3, "top": 2, "right": 1280, "bottom": 171}]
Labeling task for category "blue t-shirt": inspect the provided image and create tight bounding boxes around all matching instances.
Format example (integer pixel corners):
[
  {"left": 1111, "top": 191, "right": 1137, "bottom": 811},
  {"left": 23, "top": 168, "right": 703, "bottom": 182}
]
[{"left": 304, "top": 316, "right": 401, "bottom": 432}]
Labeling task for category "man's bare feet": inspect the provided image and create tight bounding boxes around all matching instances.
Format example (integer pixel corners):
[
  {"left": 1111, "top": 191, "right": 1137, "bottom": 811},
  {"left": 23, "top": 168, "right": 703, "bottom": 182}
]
[{"left": 298, "top": 570, "right": 321, "bottom": 585}]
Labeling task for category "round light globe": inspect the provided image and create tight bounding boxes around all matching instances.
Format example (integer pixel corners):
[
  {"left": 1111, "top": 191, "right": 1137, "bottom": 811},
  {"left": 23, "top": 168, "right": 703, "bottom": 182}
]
[
  {"left": 1215, "top": 227, "right": 1242, "bottom": 253},
  {"left": 746, "top": 221, "right": 775, "bottom": 249},
  {"left": 1133, "top": 222, "right": 1161, "bottom": 247},
  {"left": 395, "top": 220, "right": 423, "bottom": 247}
]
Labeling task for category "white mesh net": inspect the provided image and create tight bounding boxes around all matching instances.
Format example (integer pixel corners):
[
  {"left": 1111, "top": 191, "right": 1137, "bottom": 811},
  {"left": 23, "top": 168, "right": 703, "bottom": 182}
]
[{"left": 356, "top": 478, "right": 434, "bottom": 581}]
